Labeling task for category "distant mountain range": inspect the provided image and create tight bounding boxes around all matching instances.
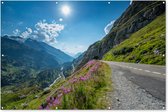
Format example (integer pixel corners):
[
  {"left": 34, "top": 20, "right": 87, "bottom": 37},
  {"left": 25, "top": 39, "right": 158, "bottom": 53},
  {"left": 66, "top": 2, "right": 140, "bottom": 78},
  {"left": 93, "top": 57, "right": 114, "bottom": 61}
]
[
  {"left": 74, "top": 52, "right": 83, "bottom": 58},
  {"left": 2, "top": 36, "right": 73, "bottom": 68},
  {"left": 25, "top": 38, "right": 74, "bottom": 64},
  {"left": 1, "top": 36, "right": 73, "bottom": 88}
]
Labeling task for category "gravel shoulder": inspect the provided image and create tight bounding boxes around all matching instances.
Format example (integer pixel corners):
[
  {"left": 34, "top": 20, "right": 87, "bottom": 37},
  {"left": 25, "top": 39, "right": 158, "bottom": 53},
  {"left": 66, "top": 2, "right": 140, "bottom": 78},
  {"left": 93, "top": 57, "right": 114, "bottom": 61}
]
[{"left": 105, "top": 62, "right": 165, "bottom": 110}]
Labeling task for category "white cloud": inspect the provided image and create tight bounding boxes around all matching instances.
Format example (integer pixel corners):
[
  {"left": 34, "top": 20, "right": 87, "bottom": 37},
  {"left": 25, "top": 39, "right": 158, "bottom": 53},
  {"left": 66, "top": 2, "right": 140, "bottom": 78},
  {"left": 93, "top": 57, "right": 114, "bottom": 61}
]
[
  {"left": 18, "top": 20, "right": 64, "bottom": 44},
  {"left": 21, "top": 27, "right": 32, "bottom": 38},
  {"left": 33, "top": 30, "right": 38, "bottom": 34},
  {"left": 35, "top": 20, "right": 64, "bottom": 33},
  {"left": 13, "top": 29, "right": 20, "bottom": 35},
  {"left": 59, "top": 18, "right": 63, "bottom": 22},
  {"left": 13, "top": 19, "right": 87, "bottom": 56},
  {"left": 27, "top": 27, "right": 32, "bottom": 33},
  {"left": 130, "top": 0, "right": 132, "bottom": 5},
  {"left": 104, "top": 20, "right": 115, "bottom": 34},
  {"left": 33, "top": 20, "right": 64, "bottom": 43},
  {"left": 18, "top": 21, "right": 23, "bottom": 26}
]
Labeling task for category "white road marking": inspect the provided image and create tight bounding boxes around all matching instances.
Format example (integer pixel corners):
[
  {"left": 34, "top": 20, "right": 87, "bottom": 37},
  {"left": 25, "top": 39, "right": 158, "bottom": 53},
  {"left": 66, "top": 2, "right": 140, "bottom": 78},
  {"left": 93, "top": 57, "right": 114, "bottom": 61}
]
[
  {"left": 112, "top": 63, "right": 165, "bottom": 76},
  {"left": 153, "top": 72, "right": 161, "bottom": 75},
  {"left": 144, "top": 70, "right": 151, "bottom": 72}
]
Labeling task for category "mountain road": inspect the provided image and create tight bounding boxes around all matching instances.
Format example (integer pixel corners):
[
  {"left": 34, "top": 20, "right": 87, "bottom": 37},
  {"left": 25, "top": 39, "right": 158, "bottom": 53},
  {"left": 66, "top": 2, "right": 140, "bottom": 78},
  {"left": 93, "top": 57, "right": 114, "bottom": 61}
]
[{"left": 103, "top": 61, "right": 166, "bottom": 110}]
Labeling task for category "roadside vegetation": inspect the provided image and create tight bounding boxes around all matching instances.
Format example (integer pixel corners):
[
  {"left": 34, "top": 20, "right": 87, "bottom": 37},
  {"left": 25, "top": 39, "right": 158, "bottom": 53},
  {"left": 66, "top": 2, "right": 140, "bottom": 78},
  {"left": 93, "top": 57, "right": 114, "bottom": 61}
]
[
  {"left": 2, "top": 60, "right": 112, "bottom": 110},
  {"left": 28, "top": 60, "right": 112, "bottom": 110},
  {"left": 103, "top": 14, "right": 165, "bottom": 65}
]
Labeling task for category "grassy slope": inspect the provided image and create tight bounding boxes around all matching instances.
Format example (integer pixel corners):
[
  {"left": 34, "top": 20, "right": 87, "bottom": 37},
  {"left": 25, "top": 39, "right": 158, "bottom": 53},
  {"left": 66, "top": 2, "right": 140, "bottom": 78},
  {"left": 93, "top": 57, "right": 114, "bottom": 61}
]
[
  {"left": 1, "top": 86, "right": 42, "bottom": 109},
  {"left": 103, "top": 14, "right": 165, "bottom": 65},
  {"left": 2, "top": 60, "right": 112, "bottom": 110},
  {"left": 26, "top": 60, "right": 112, "bottom": 110}
]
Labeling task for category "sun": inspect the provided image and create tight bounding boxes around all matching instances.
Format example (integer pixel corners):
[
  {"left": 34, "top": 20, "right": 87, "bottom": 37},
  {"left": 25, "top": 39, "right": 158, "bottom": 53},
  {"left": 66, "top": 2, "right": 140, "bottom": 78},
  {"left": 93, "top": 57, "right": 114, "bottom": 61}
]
[{"left": 61, "top": 5, "right": 71, "bottom": 16}]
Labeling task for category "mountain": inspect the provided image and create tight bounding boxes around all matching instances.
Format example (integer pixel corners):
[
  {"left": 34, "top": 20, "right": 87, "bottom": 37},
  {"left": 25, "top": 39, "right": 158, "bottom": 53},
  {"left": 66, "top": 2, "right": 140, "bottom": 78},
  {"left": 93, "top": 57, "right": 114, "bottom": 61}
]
[
  {"left": 76, "top": 1, "right": 165, "bottom": 68},
  {"left": 60, "top": 52, "right": 86, "bottom": 77},
  {"left": 103, "top": 13, "right": 165, "bottom": 65},
  {"left": 2, "top": 35, "right": 25, "bottom": 42},
  {"left": 36, "top": 68, "right": 61, "bottom": 88},
  {"left": 1, "top": 36, "right": 63, "bottom": 88},
  {"left": 1, "top": 36, "right": 74, "bottom": 88},
  {"left": 74, "top": 52, "right": 83, "bottom": 58},
  {"left": 25, "top": 38, "right": 73, "bottom": 64},
  {"left": 73, "top": 52, "right": 85, "bottom": 68},
  {"left": 1, "top": 36, "right": 60, "bottom": 70}
]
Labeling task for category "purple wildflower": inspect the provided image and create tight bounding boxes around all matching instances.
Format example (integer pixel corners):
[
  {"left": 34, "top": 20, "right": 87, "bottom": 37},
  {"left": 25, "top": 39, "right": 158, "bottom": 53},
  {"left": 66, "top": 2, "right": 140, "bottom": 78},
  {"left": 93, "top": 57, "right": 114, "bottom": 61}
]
[
  {"left": 51, "top": 97, "right": 55, "bottom": 101},
  {"left": 86, "top": 75, "right": 90, "bottom": 79},
  {"left": 69, "top": 77, "right": 78, "bottom": 84},
  {"left": 46, "top": 97, "right": 50, "bottom": 103},
  {"left": 45, "top": 105, "right": 50, "bottom": 110},
  {"left": 86, "top": 60, "right": 96, "bottom": 68},
  {"left": 38, "top": 106, "right": 43, "bottom": 109},
  {"left": 61, "top": 87, "right": 71, "bottom": 94},
  {"left": 53, "top": 98, "right": 60, "bottom": 106},
  {"left": 57, "top": 93, "right": 63, "bottom": 98},
  {"left": 79, "top": 76, "right": 88, "bottom": 81},
  {"left": 49, "top": 103, "right": 52, "bottom": 107}
]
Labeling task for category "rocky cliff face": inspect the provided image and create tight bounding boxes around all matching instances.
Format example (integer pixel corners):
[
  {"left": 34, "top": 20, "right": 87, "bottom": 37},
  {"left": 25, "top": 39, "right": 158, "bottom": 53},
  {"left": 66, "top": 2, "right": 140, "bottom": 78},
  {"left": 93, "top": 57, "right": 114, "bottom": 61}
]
[{"left": 76, "top": 1, "right": 165, "bottom": 68}]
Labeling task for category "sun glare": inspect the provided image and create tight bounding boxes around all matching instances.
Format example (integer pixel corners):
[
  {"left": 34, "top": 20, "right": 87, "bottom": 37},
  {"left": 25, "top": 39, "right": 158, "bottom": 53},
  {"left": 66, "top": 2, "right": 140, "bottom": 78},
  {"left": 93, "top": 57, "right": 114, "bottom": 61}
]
[{"left": 61, "top": 5, "right": 71, "bottom": 16}]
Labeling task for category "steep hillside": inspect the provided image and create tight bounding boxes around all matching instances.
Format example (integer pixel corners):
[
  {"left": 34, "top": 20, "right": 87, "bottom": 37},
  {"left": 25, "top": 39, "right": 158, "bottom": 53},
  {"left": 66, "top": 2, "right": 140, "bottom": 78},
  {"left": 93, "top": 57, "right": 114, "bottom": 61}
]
[
  {"left": 1, "top": 67, "right": 62, "bottom": 109},
  {"left": 29, "top": 60, "right": 112, "bottom": 110},
  {"left": 73, "top": 52, "right": 85, "bottom": 69},
  {"left": 25, "top": 39, "right": 73, "bottom": 64},
  {"left": 36, "top": 69, "right": 61, "bottom": 88},
  {"left": 103, "top": 14, "right": 165, "bottom": 65},
  {"left": 74, "top": 52, "right": 83, "bottom": 58},
  {"left": 76, "top": 1, "right": 165, "bottom": 68},
  {"left": 2, "top": 37, "right": 60, "bottom": 70},
  {"left": 2, "top": 60, "right": 112, "bottom": 109},
  {"left": 1, "top": 36, "right": 74, "bottom": 88},
  {"left": 1, "top": 37, "right": 63, "bottom": 102}
]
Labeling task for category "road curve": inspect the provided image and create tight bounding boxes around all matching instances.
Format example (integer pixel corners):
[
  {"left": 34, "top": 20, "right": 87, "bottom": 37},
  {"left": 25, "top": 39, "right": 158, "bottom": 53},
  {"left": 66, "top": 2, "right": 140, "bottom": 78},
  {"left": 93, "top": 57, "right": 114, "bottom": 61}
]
[{"left": 103, "top": 61, "right": 166, "bottom": 110}]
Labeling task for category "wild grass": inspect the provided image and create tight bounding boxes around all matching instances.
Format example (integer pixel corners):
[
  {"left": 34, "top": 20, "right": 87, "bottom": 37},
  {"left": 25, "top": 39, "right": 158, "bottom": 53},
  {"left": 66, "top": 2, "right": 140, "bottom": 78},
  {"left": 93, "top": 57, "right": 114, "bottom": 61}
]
[
  {"left": 26, "top": 60, "right": 112, "bottom": 110},
  {"left": 103, "top": 14, "right": 165, "bottom": 65}
]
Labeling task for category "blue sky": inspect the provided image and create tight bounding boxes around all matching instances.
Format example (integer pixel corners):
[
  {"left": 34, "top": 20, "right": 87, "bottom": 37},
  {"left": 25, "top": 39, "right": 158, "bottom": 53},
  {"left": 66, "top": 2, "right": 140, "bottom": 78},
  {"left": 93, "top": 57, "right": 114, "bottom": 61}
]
[{"left": 1, "top": 1, "right": 130, "bottom": 56}]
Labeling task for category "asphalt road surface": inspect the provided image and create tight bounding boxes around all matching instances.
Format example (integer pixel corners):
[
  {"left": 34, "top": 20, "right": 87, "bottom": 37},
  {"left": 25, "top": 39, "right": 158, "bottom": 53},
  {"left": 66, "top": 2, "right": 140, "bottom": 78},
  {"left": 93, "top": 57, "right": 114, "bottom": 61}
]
[{"left": 103, "top": 61, "right": 166, "bottom": 110}]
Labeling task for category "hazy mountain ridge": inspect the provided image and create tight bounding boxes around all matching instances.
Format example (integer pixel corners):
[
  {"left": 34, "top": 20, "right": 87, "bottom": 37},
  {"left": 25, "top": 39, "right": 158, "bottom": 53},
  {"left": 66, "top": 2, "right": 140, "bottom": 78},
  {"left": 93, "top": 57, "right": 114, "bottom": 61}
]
[
  {"left": 2, "top": 37, "right": 60, "bottom": 70},
  {"left": 25, "top": 38, "right": 73, "bottom": 64},
  {"left": 74, "top": 52, "right": 83, "bottom": 58}
]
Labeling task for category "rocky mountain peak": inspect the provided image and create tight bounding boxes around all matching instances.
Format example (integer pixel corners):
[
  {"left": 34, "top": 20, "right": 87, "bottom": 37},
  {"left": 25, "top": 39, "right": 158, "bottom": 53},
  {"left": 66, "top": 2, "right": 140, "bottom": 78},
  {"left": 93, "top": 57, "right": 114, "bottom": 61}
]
[{"left": 76, "top": 1, "right": 165, "bottom": 69}]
